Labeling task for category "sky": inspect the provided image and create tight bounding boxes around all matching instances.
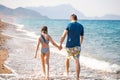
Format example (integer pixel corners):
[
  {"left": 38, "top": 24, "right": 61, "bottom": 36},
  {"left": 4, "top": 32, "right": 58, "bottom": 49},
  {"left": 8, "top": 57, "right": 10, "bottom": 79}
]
[{"left": 0, "top": 0, "right": 120, "bottom": 17}]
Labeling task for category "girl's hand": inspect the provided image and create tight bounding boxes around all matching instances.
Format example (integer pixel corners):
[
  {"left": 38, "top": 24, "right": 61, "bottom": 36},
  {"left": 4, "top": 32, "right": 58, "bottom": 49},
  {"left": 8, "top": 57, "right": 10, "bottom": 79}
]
[{"left": 34, "top": 54, "right": 37, "bottom": 58}]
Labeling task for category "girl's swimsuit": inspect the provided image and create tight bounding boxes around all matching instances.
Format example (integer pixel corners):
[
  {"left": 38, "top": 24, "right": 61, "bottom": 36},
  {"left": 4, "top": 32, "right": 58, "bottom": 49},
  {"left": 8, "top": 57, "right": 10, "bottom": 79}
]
[
  {"left": 41, "top": 48, "right": 49, "bottom": 54},
  {"left": 40, "top": 34, "right": 49, "bottom": 54}
]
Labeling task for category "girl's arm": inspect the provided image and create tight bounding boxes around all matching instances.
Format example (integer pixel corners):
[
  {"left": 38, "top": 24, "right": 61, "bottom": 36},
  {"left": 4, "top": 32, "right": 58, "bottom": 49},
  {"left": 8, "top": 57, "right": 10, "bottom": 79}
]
[
  {"left": 34, "top": 38, "right": 40, "bottom": 58},
  {"left": 48, "top": 35, "right": 60, "bottom": 50}
]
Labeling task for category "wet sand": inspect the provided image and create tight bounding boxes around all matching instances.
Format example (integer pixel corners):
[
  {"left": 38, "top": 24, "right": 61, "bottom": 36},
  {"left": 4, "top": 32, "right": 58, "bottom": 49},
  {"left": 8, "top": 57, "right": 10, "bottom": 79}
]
[
  {"left": 0, "top": 20, "right": 120, "bottom": 80},
  {"left": 0, "top": 20, "right": 12, "bottom": 74}
]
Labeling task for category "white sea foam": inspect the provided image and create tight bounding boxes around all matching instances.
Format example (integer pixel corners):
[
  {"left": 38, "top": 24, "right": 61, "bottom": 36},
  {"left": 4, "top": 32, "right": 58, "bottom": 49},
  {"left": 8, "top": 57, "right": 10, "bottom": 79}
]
[
  {"left": 12, "top": 23, "right": 38, "bottom": 39},
  {"left": 80, "top": 56, "right": 120, "bottom": 73}
]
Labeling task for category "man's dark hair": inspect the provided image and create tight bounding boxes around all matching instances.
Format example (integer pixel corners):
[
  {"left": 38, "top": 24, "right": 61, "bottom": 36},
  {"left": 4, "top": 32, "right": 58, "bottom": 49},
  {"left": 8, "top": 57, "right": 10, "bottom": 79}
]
[{"left": 71, "top": 14, "right": 78, "bottom": 21}]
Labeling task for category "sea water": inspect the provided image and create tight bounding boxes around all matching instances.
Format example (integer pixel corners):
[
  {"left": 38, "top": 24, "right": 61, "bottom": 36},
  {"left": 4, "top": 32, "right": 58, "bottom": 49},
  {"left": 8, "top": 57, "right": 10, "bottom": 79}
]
[{"left": 4, "top": 19, "right": 120, "bottom": 73}]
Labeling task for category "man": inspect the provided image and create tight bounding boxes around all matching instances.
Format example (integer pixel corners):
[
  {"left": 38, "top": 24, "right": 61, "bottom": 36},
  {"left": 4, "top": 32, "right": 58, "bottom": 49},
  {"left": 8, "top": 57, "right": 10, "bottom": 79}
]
[{"left": 60, "top": 14, "right": 84, "bottom": 80}]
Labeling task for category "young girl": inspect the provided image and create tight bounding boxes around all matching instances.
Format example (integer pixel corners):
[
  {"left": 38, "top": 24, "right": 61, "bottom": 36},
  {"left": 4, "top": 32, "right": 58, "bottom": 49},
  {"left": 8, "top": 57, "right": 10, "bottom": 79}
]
[{"left": 34, "top": 26, "right": 61, "bottom": 80}]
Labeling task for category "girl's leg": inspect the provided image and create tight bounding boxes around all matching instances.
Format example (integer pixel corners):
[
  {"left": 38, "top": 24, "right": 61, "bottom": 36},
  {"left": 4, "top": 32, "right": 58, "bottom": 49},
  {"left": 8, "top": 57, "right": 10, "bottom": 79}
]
[
  {"left": 45, "top": 51, "right": 50, "bottom": 79},
  {"left": 40, "top": 53, "right": 46, "bottom": 77}
]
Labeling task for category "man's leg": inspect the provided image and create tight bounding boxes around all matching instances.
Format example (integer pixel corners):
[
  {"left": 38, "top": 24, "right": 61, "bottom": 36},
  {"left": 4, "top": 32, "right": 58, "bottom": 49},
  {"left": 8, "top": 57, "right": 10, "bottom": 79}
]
[
  {"left": 75, "top": 59, "right": 80, "bottom": 79},
  {"left": 65, "top": 58, "right": 69, "bottom": 75}
]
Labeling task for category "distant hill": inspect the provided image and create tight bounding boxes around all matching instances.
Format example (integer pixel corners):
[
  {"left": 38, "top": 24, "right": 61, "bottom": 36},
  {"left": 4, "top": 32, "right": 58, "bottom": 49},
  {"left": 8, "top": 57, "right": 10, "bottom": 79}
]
[
  {"left": 27, "top": 4, "right": 120, "bottom": 20},
  {"left": 89, "top": 15, "right": 120, "bottom": 20},
  {"left": 100, "top": 15, "right": 120, "bottom": 20},
  {"left": 0, "top": 4, "right": 120, "bottom": 20},
  {"left": 0, "top": 5, "right": 48, "bottom": 19},
  {"left": 27, "top": 4, "right": 87, "bottom": 19}
]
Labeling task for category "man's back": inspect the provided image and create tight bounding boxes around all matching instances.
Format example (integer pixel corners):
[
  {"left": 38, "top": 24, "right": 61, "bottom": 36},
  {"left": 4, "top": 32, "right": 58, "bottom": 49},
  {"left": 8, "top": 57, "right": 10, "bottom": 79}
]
[{"left": 66, "top": 22, "right": 84, "bottom": 48}]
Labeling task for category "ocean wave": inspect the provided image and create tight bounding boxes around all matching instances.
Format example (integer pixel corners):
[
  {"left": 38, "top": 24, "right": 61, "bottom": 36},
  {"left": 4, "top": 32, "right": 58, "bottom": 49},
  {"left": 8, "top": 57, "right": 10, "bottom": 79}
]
[
  {"left": 4, "top": 20, "right": 39, "bottom": 39},
  {"left": 80, "top": 55, "right": 120, "bottom": 73},
  {"left": 14, "top": 24, "right": 38, "bottom": 39}
]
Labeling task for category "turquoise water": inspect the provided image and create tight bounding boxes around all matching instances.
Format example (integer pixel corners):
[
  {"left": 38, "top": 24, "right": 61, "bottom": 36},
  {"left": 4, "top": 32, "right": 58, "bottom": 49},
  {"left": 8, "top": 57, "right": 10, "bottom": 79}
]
[{"left": 14, "top": 19, "right": 120, "bottom": 65}]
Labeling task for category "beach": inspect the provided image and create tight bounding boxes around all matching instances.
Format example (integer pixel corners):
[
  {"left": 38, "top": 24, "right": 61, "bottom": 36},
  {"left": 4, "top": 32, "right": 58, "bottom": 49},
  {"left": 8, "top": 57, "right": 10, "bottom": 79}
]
[{"left": 0, "top": 19, "right": 119, "bottom": 80}]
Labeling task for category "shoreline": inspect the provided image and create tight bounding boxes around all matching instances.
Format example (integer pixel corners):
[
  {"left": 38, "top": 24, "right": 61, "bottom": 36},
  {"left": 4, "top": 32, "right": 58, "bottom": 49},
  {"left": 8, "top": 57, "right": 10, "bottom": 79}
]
[{"left": 0, "top": 20, "right": 120, "bottom": 79}]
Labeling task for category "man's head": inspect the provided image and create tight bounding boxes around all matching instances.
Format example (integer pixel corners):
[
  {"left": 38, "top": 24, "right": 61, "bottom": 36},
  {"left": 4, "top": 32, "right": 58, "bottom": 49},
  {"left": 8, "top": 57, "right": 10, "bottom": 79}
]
[{"left": 70, "top": 14, "right": 78, "bottom": 21}]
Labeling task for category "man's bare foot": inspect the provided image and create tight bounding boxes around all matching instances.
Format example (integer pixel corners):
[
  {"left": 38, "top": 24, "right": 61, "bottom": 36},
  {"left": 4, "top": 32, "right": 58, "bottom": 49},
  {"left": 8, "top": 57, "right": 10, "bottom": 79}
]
[{"left": 63, "top": 72, "right": 68, "bottom": 76}]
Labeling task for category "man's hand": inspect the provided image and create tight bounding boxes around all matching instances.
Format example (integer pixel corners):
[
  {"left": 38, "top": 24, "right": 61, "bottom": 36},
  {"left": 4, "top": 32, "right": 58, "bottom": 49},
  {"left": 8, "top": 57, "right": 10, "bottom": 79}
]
[
  {"left": 59, "top": 44, "right": 62, "bottom": 50},
  {"left": 58, "top": 46, "right": 62, "bottom": 50}
]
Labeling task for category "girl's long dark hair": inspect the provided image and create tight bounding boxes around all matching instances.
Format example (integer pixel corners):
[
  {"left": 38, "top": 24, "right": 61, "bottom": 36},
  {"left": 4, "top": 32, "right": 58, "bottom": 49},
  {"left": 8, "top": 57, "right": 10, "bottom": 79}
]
[
  {"left": 41, "top": 26, "right": 48, "bottom": 34},
  {"left": 41, "top": 26, "right": 48, "bottom": 42}
]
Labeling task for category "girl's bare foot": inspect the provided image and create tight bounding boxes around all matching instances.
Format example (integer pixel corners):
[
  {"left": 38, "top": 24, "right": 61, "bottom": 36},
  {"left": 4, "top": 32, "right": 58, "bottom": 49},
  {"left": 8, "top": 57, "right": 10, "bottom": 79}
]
[
  {"left": 45, "top": 76, "right": 49, "bottom": 80},
  {"left": 76, "top": 77, "right": 79, "bottom": 80},
  {"left": 41, "top": 73, "right": 46, "bottom": 79}
]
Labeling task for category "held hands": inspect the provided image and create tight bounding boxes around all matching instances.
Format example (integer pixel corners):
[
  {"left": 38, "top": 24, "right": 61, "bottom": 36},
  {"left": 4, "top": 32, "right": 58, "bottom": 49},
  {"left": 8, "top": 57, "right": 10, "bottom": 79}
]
[{"left": 58, "top": 44, "right": 62, "bottom": 50}]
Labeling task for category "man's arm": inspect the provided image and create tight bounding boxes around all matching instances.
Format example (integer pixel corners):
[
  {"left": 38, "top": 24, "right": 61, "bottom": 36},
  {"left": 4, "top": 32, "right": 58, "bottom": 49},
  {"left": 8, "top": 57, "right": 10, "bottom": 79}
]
[
  {"left": 80, "top": 25, "right": 84, "bottom": 45},
  {"left": 60, "top": 30, "right": 68, "bottom": 46},
  {"left": 80, "top": 36, "right": 84, "bottom": 45}
]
